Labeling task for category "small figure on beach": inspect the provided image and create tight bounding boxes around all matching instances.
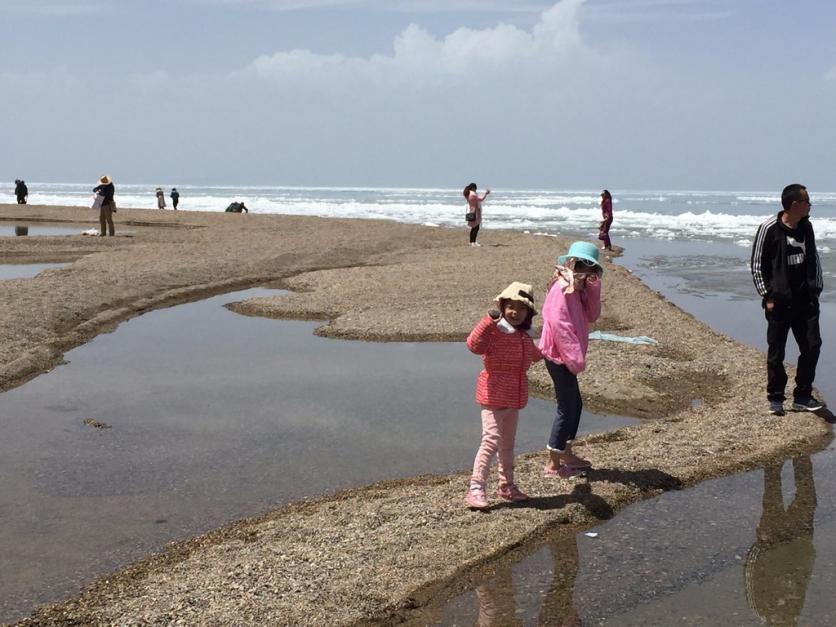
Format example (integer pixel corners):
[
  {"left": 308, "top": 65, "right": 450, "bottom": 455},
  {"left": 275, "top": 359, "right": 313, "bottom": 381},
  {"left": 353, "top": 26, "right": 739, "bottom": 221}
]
[
  {"left": 540, "top": 241, "right": 602, "bottom": 478},
  {"left": 464, "top": 183, "right": 490, "bottom": 247},
  {"left": 93, "top": 175, "right": 116, "bottom": 236},
  {"left": 751, "top": 184, "right": 824, "bottom": 416},
  {"left": 225, "top": 201, "right": 248, "bottom": 213},
  {"left": 14, "top": 179, "right": 28, "bottom": 204},
  {"left": 170, "top": 187, "right": 180, "bottom": 210},
  {"left": 744, "top": 456, "right": 816, "bottom": 626},
  {"left": 598, "top": 189, "right": 613, "bottom": 251},
  {"left": 465, "top": 282, "right": 543, "bottom": 509},
  {"left": 156, "top": 187, "right": 166, "bottom": 210}
]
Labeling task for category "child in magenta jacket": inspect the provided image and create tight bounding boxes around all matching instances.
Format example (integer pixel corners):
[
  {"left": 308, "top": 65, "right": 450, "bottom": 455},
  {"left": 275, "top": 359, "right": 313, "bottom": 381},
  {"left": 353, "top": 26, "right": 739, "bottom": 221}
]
[
  {"left": 465, "top": 282, "right": 543, "bottom": 509},
  {"left": 539, "top": 242, "right": 602, "bottom": 478}
]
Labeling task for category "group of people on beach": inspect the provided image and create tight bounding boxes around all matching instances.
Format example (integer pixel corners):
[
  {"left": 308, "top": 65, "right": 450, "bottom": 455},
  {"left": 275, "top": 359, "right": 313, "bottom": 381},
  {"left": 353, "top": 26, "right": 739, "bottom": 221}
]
[
  {"left": 155, "top": 187, "right": 180, "bottom": 210},
  {"left": 465, "top": 182, "right": 825, "bottom": 510},
  {"left": 464, "top": 183, "right": 614, "bottom": 251}
]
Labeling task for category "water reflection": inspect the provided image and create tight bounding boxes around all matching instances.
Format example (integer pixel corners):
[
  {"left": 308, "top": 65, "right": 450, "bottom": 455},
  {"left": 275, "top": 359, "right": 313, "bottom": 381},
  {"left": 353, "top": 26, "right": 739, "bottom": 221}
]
[
  {"left": 470, "top": 535, "right": 581, "bottom": 627},
  {"left": 430, "top": 456, "right": 821, "bottom": 626},
  {"left": 745, "top": 456, "right": 817, "bottom": 626},
  {"left": 0, "top": 224, "right": 83, "bottom": 237}
]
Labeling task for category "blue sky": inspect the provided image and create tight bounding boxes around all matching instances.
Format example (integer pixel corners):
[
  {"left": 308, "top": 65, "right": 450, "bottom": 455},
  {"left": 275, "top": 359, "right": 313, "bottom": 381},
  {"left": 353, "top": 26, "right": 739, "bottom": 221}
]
[{"left": 2, "top": 0, "right": 835, "bottom": 189}]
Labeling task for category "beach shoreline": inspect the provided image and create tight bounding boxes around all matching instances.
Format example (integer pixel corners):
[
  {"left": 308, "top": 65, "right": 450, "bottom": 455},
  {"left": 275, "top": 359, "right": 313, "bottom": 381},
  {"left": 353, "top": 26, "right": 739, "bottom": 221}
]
[{"left": 1, "top": 203, "right": 831, "bottom": 625}]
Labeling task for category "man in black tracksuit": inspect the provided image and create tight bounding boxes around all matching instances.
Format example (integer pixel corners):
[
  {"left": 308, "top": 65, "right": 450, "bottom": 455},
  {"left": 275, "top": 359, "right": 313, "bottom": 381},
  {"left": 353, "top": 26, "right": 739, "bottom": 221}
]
[{"left": 751, "top": 184, "right": 824, "bottom": 415}]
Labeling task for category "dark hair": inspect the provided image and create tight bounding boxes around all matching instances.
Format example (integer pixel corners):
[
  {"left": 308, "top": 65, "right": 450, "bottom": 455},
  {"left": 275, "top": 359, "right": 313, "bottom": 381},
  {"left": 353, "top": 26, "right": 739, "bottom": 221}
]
[
  {"left": 463, "top": 182, "right": 477, "bottom": 200},
  {"left": 781, "top": 184, "right": 807, "bottom": 210},
  {"left": 498, "top": 298, "right": 535, "bottom": 331},
  {"left": 601, "top": 189, "right": 612, "bottom": 201}
]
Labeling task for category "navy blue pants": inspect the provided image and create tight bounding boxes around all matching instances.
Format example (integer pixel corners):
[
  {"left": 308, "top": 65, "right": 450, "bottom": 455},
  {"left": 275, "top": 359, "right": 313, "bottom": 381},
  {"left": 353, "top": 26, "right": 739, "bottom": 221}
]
[{"left": 545, "top": 360, "right": 582, "bottom": 451}]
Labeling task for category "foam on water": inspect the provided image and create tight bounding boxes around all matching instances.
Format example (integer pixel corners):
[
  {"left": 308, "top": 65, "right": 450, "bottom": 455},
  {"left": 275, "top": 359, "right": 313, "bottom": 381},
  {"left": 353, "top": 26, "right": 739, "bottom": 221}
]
[{"left": 3, "top": 182, "right": 836, "bottom": 243}]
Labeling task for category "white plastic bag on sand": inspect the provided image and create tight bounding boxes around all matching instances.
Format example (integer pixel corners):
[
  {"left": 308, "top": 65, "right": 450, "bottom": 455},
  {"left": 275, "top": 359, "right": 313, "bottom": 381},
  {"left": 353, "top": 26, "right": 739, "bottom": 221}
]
[{"left": 82, "top": 228, "right": 99, "bottom": 236}]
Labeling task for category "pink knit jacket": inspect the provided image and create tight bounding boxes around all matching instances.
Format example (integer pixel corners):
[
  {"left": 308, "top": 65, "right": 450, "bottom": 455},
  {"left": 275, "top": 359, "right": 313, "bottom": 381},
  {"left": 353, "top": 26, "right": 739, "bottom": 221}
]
[
  {"left": 466, "top": 315, "right": 543, "bottom": 409},
  {"left": 539, "top": 271, "right": 601, "bottom": 374}
]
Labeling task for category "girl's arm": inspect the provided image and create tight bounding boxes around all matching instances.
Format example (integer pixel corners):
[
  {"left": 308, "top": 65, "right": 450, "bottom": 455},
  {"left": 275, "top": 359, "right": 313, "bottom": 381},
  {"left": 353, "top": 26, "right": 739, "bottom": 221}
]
[
  {"left": 581, "top": 278, "right": 602, "bottom": 322},
  {"left": 530, "top": 340, "right": 544, "bottom": 363},
  {"left": 479, "top": 189, "right": 491, "bottom": 201},
  {"left": 466, "top": 314, "right": 496, "bottom": 355}
]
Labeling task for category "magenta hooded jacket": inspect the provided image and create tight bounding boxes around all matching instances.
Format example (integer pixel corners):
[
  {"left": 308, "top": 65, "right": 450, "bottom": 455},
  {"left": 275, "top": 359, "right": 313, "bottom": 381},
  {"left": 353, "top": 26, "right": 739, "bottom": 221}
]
[{"left": 538, "top": 274, "right": 601, "bottom": 374}]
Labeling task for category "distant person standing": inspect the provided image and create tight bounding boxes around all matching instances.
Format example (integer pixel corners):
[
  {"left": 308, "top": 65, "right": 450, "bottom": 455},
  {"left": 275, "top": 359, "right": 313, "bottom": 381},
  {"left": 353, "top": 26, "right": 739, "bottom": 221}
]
[
  {"left": 464, "top": 182, "right": 490, "bottom": 247},
  {"left": 170, "top": 187, "right": 180, "bottom": 210},
  {"left": 155, "top": 187, "right": 166, "bottom": 210},
  {"left": 14, "top": 179, "right": 28, "bottom": 204},
  {"left": 598, "top": 189, "right": 613, "bottom": 251},
  {"left": 93, "top": 175, "right": 116, "bottom": 236},
  {"left": 751, "top": 184, "right": 824, "bottom": 415}
]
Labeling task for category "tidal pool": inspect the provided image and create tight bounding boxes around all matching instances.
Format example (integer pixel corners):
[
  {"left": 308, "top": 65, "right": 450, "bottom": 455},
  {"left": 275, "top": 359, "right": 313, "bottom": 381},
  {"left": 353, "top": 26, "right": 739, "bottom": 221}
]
[
  {"left": 0, "top": 263, "right": 69, "bottom": 280},
  {"left": 0, "top": 224, "right": 84, "bottom": 237},
  {"left": 0, "top": 288, "right": 634, "bottom": 624}
]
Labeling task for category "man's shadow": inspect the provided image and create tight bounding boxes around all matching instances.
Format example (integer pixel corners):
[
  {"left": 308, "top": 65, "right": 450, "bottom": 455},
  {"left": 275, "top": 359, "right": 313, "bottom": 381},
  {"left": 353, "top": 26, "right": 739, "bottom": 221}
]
[
  {"left": 744, "top": 455, "right": 817, "bottom": 626},
  {"left": 810, "top": 405, "right": 835, "bottom": 423}
]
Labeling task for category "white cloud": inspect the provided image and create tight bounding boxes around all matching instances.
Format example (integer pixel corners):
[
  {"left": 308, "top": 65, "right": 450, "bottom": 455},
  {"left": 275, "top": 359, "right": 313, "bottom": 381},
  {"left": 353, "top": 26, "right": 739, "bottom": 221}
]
[{"left": 243, "top": 0, "right": 588, "bottom": 84}]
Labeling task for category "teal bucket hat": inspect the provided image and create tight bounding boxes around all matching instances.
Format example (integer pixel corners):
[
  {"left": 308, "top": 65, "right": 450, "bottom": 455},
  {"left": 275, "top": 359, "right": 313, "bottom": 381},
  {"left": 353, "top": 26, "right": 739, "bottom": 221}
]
[{"left": 558, "top": 241, "right": 604, "bottom": 274}]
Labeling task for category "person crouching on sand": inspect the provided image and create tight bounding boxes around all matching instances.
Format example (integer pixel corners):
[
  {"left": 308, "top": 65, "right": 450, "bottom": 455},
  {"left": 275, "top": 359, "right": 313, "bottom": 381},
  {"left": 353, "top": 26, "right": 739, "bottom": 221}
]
[
  {"left": 465, "top": 282, "right": 543, "bottom": 509},
  {"left": 540, "top": 241, "right": 602, "bottom": 478}
]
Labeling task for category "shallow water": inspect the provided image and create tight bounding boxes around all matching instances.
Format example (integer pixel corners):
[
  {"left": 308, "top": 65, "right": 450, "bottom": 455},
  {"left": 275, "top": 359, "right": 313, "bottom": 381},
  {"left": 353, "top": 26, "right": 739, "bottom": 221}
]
[
  {"left": 0, "top": 263, "right": 69, "bottom": 280},
  {"left": 0, "top": 224, "right": 84, "bottom": 237},
  {"left": 429, "top": 237, "right": 836, "bottom": 626},
  {"left": 0, "top": 288, "right": 634, "bottom": 624}
]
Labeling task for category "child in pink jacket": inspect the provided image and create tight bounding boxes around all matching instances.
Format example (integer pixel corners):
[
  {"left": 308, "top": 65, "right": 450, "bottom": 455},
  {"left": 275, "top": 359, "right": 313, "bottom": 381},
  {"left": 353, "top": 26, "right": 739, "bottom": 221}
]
[
  {"left": 465, "top": 282, "right": 543, "bottom": 509},
  {"left": 539, "top": 242, "right": 602, "bottom": 478}
]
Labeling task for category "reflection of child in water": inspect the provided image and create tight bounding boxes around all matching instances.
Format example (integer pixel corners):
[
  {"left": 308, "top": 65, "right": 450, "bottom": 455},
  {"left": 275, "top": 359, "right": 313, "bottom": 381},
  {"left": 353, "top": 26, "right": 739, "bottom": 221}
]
[
  {"left": 473, "top": 534, "right": 581, "bottom": 626},
  {"left": 744, "top": 456, "right": 816, "bottom": 626}
]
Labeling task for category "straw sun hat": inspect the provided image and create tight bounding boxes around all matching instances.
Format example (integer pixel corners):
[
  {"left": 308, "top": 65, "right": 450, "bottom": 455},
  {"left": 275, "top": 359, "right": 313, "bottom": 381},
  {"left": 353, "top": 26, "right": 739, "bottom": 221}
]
[
  {"left": 495, "top": 281, "right": 537, "bottom": 314},
  {"left": 99, "top": 175, "right": 112, "bottom": 185}
]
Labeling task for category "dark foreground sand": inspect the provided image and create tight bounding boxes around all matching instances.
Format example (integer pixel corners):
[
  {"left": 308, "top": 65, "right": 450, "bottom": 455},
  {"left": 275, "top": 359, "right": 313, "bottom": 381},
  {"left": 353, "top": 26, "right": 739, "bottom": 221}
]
[{"left": 1, "top": 204, "right": 830, "bottom": 626}]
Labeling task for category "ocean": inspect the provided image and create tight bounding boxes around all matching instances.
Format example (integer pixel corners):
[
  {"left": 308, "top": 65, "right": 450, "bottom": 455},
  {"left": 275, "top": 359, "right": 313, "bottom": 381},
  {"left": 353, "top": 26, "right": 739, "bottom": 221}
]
[{"left": 4, "top": 182, "right": 836, "bottom": 244}]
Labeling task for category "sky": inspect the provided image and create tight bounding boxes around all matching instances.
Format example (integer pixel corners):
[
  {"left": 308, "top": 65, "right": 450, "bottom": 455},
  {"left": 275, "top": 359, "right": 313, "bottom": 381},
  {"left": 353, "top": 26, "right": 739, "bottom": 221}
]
[{"left": 1, "top": 0, "right": 835, "bottom": 190}]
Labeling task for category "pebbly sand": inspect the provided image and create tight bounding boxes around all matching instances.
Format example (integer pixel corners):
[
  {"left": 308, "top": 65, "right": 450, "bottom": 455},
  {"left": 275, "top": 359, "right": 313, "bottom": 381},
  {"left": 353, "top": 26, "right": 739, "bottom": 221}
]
[{"left": 1, "top": 204, "right": 831, "bottom": 626}]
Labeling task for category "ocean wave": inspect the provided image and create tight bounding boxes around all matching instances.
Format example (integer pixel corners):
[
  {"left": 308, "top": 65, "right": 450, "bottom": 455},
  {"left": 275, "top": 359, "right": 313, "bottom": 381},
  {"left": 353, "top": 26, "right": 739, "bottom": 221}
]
[{"left": 3, "top": 184, "right": 836, "bottom": 242}]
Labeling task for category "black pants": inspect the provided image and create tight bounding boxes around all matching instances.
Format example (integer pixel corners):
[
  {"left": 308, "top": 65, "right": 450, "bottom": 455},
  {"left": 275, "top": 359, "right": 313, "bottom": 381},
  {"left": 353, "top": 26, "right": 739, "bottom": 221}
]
[
  {"left": 765, "top": 302, "right": 821, "bottom": 402},
  {"left": 16, "top": 196, "right": 26, "bottom": 204},
  {"left": 469, "top": 225, "right": 480, "bottom": 243},
  {"left": 545, "top": 360, "right": 582, "bottom": 451}
]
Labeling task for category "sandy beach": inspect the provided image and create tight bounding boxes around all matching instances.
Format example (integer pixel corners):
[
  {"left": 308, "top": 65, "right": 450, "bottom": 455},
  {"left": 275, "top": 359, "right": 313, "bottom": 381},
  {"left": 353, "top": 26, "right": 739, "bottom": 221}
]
[{"left": 1, "top": 203, "right": 831, "bottom": 626}]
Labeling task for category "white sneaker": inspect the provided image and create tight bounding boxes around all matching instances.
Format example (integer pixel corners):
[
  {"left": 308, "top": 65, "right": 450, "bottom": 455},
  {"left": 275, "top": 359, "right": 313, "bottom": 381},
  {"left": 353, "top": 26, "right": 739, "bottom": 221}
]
[{"left": 471, "top": 242, "right": 481, "bottom": 247}]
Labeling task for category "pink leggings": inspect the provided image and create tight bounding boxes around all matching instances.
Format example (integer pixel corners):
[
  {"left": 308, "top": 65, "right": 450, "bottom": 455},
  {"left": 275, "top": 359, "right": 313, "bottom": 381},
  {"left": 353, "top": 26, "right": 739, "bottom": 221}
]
[{"left": 471, "top": 406, "right": 519, "bottom": 487}]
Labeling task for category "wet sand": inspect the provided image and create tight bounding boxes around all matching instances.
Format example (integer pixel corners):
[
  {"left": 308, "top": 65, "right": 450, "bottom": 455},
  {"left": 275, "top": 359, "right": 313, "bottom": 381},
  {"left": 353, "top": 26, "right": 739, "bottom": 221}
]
[{"left": 0, "top": 204, "right": 831, "bottom": 625}]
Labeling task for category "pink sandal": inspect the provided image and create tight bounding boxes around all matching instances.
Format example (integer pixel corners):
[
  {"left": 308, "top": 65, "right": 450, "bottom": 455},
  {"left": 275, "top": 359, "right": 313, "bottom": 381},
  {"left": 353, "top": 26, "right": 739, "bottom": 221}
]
[{"left": 543, "top": 465, "right": 584, "bottom": 478}]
